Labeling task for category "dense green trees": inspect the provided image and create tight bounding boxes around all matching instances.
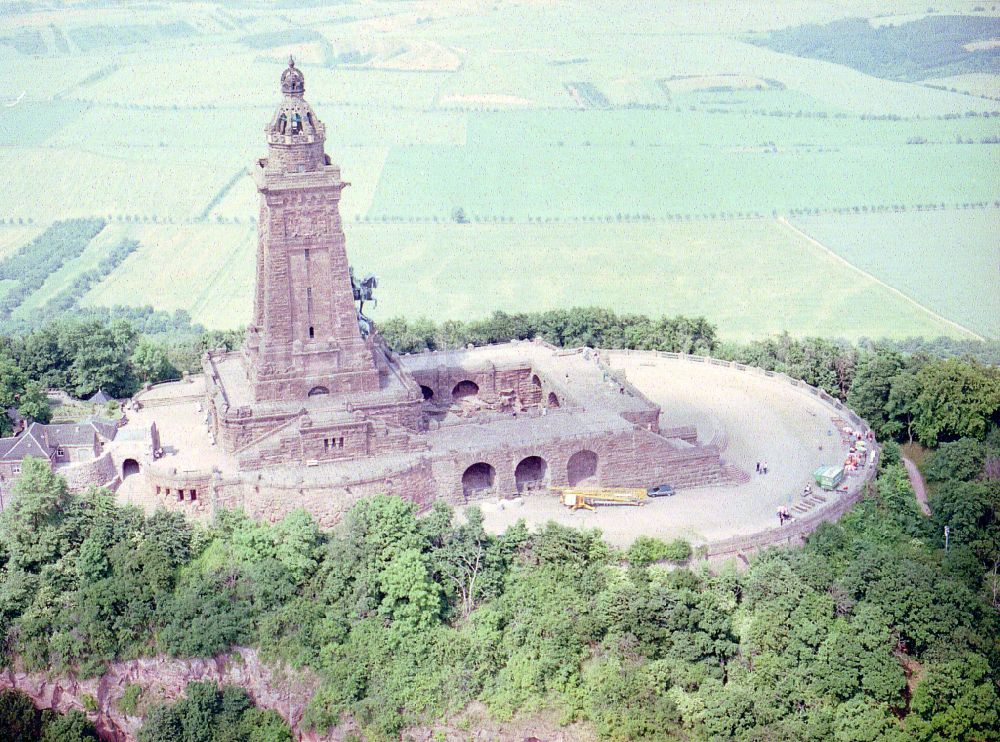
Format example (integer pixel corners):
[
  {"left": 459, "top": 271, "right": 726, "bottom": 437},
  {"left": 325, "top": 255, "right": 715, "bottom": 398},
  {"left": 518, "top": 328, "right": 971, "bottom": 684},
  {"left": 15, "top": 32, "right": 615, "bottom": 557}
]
[
  {"left": 1, "top": 452, "right": 997, "bottom": 740},
  {"left": 0, "top": 689, "right": 98, "bottom": 741},
  {"left": 380, "top": 308, "right": 719, "bottom": 356},
  {"left": 139, "top": 682, "right": 291, "bottom": 742}
]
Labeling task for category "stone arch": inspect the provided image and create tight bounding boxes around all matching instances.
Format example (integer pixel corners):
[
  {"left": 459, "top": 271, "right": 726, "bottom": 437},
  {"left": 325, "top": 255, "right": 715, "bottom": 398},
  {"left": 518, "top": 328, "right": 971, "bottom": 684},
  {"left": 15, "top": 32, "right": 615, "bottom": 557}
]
[
  {"left": 420, "top": 385, "right": 434, "bottom": 400},
  {"left": 452, "top": 380, "right": 479, "bottom": 399},
  {"left": 531, "top": 374, "right": 542, "bottom": 389},
  {"left": 308, "top": 386, "right": 330, "bottom": 396},
  {"left": 567, "top": 450, "right": 598, "bottom": 486},
  {"left": 122, "top": 458, "right": 140, "bottom": 478},
  {"left": 462, "top": 462, "right": 495, "bottom": 498},
  {"left": 515, "top": 455, "right": 548, "bottom": 493},
  {"left": 547, "top": 391, "right": 560, "bottom": 408}
]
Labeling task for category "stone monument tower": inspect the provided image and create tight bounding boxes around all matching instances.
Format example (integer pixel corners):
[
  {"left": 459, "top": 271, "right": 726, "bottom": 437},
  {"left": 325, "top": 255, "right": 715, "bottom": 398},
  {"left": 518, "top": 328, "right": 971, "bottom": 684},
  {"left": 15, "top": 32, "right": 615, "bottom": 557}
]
[{"left": 245, "top": 58, "right": 380, "bottom": 402}]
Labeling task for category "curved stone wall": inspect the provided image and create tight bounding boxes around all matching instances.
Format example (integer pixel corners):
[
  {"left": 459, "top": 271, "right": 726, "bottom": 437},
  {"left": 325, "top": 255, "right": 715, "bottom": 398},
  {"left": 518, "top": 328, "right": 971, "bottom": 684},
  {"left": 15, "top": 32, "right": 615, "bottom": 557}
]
[
  {"left": 604, "top": 349, "right": 879, "bottom": 560},
  {"left": 60, "top": 450, "right": 118, "bottom": 492}
]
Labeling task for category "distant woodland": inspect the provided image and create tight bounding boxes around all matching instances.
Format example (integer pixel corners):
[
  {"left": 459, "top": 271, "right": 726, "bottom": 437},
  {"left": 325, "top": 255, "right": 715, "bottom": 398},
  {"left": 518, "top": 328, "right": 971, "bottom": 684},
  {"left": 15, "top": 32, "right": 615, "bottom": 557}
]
[{"left": 750, "top": 16, "right": 1000, "bottom": 81}]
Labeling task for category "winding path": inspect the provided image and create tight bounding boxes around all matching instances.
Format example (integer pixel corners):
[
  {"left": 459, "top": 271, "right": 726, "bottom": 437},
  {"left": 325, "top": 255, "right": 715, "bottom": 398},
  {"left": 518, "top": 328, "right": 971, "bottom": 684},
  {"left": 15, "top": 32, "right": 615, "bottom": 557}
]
[{"left": 903, "top": 457, "right": 931, "bottom": 516}]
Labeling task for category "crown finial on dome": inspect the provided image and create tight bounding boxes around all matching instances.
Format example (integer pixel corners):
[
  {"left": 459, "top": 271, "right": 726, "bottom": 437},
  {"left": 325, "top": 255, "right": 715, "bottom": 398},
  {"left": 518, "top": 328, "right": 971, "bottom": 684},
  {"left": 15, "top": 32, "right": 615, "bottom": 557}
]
[{"left": 281, "top": 56, "right": 305, "bottom": 96}]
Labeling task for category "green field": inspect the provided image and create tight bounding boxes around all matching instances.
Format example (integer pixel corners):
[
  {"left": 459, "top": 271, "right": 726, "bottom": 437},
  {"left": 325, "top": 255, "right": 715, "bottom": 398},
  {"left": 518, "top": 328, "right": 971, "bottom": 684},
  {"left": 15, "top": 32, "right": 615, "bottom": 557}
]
[
  {"left": 793, "top": 211, "right": 1000, "bottom": 339},
  {"left": 80, "top": 224, "right": 256, "bottom": 324},
  {"left": 74, "top": 219, "right": 970, "bottom": 342},
  {"left": 0, "top": 0, "right": 997, "bottom": 341}
]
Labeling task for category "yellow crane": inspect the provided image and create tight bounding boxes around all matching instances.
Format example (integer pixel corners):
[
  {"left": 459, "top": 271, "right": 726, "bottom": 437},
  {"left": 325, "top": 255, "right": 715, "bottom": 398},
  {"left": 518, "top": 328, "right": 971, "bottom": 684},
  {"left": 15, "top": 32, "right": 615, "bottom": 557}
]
[{"left": 551, "top": 486, "right": 648, "bottom": 511}]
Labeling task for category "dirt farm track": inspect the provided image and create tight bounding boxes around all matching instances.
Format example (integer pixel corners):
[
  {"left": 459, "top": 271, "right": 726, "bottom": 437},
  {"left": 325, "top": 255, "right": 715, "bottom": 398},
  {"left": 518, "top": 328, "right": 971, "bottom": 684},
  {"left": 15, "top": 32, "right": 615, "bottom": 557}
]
[{"left": 473, "top": 350, "right": 877, "bottom": 555}]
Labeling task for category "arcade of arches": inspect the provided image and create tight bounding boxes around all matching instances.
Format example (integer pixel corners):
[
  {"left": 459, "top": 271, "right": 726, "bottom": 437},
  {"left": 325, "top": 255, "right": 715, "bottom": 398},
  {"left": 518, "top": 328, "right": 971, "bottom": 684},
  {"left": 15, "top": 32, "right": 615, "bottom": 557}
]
[{"left": 460, "top": 450, "right": 598, "bottom": 498}]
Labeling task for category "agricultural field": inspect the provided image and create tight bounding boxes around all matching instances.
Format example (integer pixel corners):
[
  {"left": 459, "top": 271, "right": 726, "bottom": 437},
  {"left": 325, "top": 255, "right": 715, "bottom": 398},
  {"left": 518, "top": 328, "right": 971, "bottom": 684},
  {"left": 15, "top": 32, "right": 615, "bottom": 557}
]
[
  {"left": 79, "top": 223, "right": 256, "bottom": 326},
  {"left": 67, "top": 220, "right": 974, "bottom": 342},
  {"left": 0, "top": 0, "right": 997, "bottom": 341},
  {"left": 792, "top": 211, "right": 1000, "bottom": 339}
]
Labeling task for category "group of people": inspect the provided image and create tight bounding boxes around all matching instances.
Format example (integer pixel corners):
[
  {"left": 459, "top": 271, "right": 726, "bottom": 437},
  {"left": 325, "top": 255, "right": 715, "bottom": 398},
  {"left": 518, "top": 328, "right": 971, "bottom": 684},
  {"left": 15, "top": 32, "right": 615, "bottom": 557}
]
[
  {"left": 843, "top": 426, "right": 874, "bottom": 476},
  {"left": 755, "top": 461, "right": 769, "bottom": 475},
  {"left": 776, "top": 505, "right": 791, "bottom": 525}
]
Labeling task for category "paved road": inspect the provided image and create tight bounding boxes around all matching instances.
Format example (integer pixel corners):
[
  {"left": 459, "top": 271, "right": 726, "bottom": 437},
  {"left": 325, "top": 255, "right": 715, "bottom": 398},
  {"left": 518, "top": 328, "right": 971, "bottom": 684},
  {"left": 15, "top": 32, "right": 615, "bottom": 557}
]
[{"left": 903, "top": 457, "right": 931, "bottom": 516}]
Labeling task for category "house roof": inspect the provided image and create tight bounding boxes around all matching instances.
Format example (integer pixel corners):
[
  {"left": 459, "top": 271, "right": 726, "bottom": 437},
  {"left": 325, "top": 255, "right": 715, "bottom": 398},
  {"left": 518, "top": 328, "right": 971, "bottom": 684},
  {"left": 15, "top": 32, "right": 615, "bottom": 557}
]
[
  {"left": 1, "top": 424, "right": 54, "bottom": 462},
  {"left": 0, "top": 418, "right": 120, "bottom": 462},
  {"left": 89, "top": 389, "right": 113, "bottom": 404}
]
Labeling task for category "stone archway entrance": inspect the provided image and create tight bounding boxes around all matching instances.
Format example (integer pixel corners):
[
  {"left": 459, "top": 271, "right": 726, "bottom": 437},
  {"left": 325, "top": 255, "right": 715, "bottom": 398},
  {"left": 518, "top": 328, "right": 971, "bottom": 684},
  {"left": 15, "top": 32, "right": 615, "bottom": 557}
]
[
  {"left": 420, "top": 385, "right": 434, "bottom": 400},
  {"left": 567, "top": 450, "right": 598, "bottom": 486},
  {"left": 547, "top": 391, "right": 560, "bottom": 408},
  {"left": 452, "top": 380, "right": 479, "bottom": 399},
  {"left": 462, "top": 462, "right": 495, "bottom": 499},
  {"left": 308, "top": 386, "right": 330, "bottom": 396},
  {"left": 515, "top": 455, "right": 548, "bottom": 493},
  {"left": 122, "top": 458, "right": 140, "bottom": 478}
]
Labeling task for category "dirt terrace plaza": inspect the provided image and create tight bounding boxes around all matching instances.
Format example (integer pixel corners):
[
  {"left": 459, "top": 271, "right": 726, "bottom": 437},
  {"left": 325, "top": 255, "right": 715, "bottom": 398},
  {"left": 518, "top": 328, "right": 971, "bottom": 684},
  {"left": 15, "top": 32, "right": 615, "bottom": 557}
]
[{"left": 472, "top": 351, "right": 856, "bottom": 548}]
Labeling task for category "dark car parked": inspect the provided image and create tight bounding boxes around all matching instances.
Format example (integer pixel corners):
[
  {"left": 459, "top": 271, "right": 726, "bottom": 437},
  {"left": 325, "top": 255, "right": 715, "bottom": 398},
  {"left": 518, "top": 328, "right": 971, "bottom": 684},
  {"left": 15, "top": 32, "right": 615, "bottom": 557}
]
[{"left": 647, "top": 484, "right": 675, "bottom": 497}]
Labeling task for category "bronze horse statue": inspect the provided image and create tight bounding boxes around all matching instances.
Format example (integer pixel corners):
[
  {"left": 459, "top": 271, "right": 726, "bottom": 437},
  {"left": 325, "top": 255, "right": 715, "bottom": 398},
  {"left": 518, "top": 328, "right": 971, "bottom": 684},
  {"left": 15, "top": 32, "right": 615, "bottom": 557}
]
[{"left": 350, "top": 267, "right": 378, "bottom": 337}]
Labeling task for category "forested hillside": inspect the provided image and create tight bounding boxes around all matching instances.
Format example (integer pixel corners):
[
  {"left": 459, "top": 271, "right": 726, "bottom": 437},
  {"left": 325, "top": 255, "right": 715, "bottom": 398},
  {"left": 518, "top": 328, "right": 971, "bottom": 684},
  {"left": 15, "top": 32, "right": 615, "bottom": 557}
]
[{"left": 0, "top": 312, "right": 998, "bottom": 740}]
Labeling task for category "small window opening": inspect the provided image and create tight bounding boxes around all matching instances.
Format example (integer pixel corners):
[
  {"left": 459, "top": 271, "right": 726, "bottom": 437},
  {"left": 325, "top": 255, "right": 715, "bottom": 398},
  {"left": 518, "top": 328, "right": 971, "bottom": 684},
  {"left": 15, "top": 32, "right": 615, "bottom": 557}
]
[
  {"left": 277, "top": 113, "right": 287, "bottom": 135},
  {"left": 176, "top": 490, "right": 183, "bottom": 502},
  {"left": 291, "top": 113, "right": 302, "bottom": 134},
  {"left": 324, "top": 438, "right": 330, "bottom": 451},
  {"left": 309, "top": 326, "right": 315, "bottom": 339},
  {"left": 190, "top": 489, "right": 197, "bottom": 501}
]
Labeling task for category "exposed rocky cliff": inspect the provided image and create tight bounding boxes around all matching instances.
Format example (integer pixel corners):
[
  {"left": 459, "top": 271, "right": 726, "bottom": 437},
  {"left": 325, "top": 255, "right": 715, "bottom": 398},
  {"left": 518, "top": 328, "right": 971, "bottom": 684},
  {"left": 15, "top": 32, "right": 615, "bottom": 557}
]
[{"left": 0, "top": 648, "right": 322, "bottom": 741}]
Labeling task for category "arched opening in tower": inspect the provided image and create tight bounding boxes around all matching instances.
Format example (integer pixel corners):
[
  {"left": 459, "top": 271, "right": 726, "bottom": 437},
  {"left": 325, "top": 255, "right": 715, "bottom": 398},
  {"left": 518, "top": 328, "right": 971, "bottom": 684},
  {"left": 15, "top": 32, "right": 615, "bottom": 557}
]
[
  {"left": 515, "top": 456, "right": 548, "bottom": 493},
  {"left": 567, "top": 450, "right": 598, "bottom": 487},
  {"left": 452, "top": 380, "right": 479, "bottom": 400},
  {"left": 420, "top": 385, "right": 434, "bottom": 400},
  {"left": 547, "top": 391, "right": 560, "bottom": 408},
  {"left": 462, "top": 462, "right": 496, "bottom": 499}
]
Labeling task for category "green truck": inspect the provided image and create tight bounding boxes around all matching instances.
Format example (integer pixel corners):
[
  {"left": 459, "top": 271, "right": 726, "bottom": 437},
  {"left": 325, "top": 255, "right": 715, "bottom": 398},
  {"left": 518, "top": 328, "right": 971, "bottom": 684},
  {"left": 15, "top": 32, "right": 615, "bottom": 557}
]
[{"left": 813, "top": 465, "right": 846, "bottom": 491}]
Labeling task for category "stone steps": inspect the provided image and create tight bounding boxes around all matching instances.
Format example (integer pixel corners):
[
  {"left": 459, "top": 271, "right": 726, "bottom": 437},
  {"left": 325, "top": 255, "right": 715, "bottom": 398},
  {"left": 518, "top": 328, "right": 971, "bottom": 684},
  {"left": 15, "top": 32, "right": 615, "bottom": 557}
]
[{"left": 721, "top": 463, "right": 751, "bottom": 484}]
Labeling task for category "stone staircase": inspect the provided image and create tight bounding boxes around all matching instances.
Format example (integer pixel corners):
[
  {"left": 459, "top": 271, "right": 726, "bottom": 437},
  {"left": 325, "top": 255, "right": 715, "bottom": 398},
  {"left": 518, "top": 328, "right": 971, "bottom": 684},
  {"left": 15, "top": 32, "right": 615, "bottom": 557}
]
[
  {"left": 709, "top": 427, "right": 729, "bottom": 452},
  {"left": 721, "top": 462, "right": 751, "bottom": 484}
]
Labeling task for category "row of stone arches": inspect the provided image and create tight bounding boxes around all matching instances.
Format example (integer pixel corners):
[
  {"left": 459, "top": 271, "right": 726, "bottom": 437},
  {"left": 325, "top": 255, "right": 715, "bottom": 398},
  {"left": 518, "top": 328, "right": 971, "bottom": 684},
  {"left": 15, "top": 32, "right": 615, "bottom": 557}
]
[
  {"left": 460, "top": 449, "right": 598, "bottom": 499},
  {"left": 420, "top": 379, "right": 481, "bottom": 402},
  {"left": 420, "top": 378, "right": 560, "bottom": 407}
]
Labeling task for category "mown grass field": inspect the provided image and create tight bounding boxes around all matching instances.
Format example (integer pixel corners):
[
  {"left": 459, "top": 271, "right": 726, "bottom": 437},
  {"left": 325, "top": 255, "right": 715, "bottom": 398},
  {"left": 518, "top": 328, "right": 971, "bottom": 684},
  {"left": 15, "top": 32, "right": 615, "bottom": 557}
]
[
  {"left": 0, "top": 0, "right": 997, "bottom": 340},
  {"left": 79, "top": 224, "right": 256, "bottom": 325},
  {"left": 77, "top": 219, "right": 970, "bottom": 341},
  {"left": 793, "top": 211, "right": 1000, "bottom": 339}
]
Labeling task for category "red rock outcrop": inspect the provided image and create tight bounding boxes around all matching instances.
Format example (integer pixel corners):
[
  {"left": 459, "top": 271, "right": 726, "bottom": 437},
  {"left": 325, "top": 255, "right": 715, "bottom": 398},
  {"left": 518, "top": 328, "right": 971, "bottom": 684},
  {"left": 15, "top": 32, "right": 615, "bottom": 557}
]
[{"left": 0, "top": 648, "right": 322, "bottom": 741}]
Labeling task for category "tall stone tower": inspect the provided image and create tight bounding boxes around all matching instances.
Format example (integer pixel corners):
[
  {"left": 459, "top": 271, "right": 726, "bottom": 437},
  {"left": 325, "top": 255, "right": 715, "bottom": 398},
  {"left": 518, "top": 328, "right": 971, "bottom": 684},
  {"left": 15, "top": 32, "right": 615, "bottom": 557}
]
[{"left": 245, "top": 58, "right": 380, "bottom": 402}]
